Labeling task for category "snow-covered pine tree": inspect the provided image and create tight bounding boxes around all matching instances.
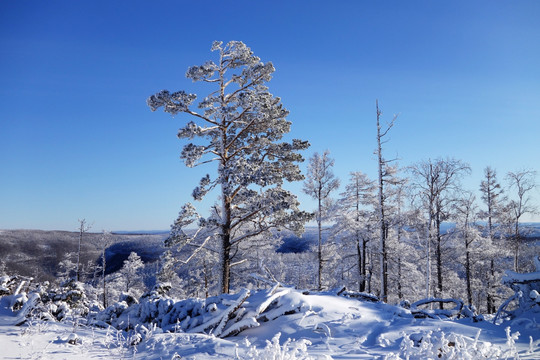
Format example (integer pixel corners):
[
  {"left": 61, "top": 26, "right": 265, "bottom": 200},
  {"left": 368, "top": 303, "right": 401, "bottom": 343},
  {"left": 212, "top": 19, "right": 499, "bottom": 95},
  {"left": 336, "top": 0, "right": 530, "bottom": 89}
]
[
  {"left": 57, "top": 252, "right": 77, "bottom": 283},
  {"left": 479, "top": 166, "right": 504, "bottom": 313},
  {"left": 156, "top": 250, "right": 187, "bottom": 297},
  {"left": 119, "top": 252, "right": 144, "bottom": 295},
  {"left": 148, "top": 41, "right": 311, "bottom": 294},
  {"left": 303, "top": 150, "right": 340, "bottom": 291}
]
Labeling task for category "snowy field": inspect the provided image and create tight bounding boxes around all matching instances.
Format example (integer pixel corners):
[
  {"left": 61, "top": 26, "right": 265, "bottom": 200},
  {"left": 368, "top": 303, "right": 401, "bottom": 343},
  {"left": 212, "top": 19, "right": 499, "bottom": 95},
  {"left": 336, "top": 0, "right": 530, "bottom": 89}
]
[{"left": 2, "top": 288, "right": 539, "bottom": 360}]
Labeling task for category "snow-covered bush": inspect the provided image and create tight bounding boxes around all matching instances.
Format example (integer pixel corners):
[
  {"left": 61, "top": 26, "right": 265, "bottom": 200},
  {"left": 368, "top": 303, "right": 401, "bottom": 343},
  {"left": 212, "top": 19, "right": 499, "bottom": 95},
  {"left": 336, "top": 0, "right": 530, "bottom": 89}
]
[
  {"left": 90, "top": 283, "right": 310, "bottom": 339},
  {"left": 495, "top": 256, "right": 540, "bottom": 325},
  {"left": 243, "top": 332, "right": 312, "bottom": 360},
  {"left": 387, "top": 328, "right": 519, "bottom": 359}
]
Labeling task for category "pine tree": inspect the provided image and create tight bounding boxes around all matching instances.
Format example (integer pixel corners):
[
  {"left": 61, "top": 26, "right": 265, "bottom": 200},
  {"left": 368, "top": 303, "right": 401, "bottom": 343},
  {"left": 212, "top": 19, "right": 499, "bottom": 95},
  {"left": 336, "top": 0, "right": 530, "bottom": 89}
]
[
  {"left": 156, "top": 250, "right": 177, "bottom": 284},
  {"left": 479, "top": 166, "right": 504, "bottom": 313},
  {"left": 120, "top": 252, "right": 144, "bottom": 294},
  {"left": 57, "top": 252, "right": 77, "bottom": 282},
  {"left": 148, "top": 41, "right": 311, "bottom": 294}
]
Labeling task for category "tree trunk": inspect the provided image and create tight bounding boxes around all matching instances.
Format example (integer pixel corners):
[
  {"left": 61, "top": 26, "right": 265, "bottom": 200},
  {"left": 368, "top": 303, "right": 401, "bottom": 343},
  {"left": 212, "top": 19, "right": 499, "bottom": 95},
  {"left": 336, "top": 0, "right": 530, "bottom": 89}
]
[
  {"left": 367, "top": 251, "right": 373, "bottom": 294},
  {"left": 357, "top": 234, "right": 362, "bottom": 292},
  {"left": 514, "top": 222, "right": 520, "bottom": 272},
  {"left": 466, "top": 249, "right": 472, "bottom": 306},
  {"left": 436, "top": 210, "right": 443, "bottom": 309},
  {"left": 376, "top": 100, "right": 388, "bottom": 302},
  {"left": 77, "top": 222, "right": 83, "bottom": 282},
  {"left": 204, "top": 258, "right": 209, "bottom": 298},
  {"left": 220, "top": 185, "right": 232, "bottom": 293},
  {"left": 355, "top": 190, "right": 362, "bottom": 292},
  {"left": 465, "top": 232, "right": 472, "bottom": 306},
  {"left": 102, "top": 248, "right": 107, "bottom": 308},
  {"left": 426, "top": 213, "right": 432, "bottom": 299},
  {"left": 487, "top": 259, "right": 495, "bottom": 313},
  {"left": 361, "top": 237, "right": 367, "bottom": 292},
  {"left": 317, "top": 189, "right": 323, "bottom": 291},
  {"left": 397, "top": 256, "right": 403, "bottom": 300}
]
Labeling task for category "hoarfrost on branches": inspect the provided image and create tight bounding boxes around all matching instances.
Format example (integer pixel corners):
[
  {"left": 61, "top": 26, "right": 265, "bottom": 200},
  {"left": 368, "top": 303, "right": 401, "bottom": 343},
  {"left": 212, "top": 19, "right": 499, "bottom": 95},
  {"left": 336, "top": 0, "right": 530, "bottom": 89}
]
[{"left": 148, "top": 41, "right": 311, "bottom": 293}]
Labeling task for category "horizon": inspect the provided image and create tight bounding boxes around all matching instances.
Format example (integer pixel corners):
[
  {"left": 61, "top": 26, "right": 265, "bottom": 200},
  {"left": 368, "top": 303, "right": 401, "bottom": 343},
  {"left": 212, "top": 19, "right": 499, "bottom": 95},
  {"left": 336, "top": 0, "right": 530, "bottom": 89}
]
[
  {"left": 1, "top": 1, "right": 539, "bottom": 231},
  {"left": 3, "top": 221, "right": 540, "bottom": 235}
]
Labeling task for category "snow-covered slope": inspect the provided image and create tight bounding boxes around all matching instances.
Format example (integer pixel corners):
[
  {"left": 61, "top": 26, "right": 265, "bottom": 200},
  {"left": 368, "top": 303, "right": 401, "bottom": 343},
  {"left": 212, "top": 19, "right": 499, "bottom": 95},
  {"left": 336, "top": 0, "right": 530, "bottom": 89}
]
[{"left": 2, "top": 287, "right": 539, "bottom": 359}]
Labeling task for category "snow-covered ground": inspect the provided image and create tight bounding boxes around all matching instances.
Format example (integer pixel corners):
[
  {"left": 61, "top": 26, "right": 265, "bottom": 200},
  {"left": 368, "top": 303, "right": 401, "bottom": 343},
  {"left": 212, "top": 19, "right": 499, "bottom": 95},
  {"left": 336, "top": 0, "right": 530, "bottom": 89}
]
[{"left": 1, "top": 289, "right": 539, "bottom": 359}]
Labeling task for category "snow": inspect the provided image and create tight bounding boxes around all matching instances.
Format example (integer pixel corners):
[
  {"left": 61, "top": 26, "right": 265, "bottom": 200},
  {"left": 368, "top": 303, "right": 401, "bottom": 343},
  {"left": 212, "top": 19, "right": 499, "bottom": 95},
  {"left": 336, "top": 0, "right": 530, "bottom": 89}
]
[
  {"left": 503, "top": 270, "right": 540, "bottom": 284},
  {"left": 2, "top": 288, "right": 539, "bottom": 359}
]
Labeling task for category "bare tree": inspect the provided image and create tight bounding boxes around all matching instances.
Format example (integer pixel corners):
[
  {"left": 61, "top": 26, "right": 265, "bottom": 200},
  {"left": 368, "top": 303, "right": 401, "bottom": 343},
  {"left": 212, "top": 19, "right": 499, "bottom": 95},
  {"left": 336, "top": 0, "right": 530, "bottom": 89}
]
[
  {"left": 390, "top": 178, "right": 411, "bottom": 301},
  {"left": 335, "top": 171, "right": 376, "bottom": 292},
  {"left": 375, "top": 100, "right": 398, "bottom": 302},
  {"left": 93, "top": 231, "right": 115, "bottom": 308},
  {"left": 303, "top": 150, "right": 340, "bottom": 290},
  {"left": 506, "top": 169, "right": 537, "bottom": 272},
  {"left": 409, "top": 158, "right": 471, "bottom": 301},
  {"left": 76, "top": 219, "right": 91, "bottom": 282},
  {"left": 453, "top": 192, "right": 479, "bottom": 306}
]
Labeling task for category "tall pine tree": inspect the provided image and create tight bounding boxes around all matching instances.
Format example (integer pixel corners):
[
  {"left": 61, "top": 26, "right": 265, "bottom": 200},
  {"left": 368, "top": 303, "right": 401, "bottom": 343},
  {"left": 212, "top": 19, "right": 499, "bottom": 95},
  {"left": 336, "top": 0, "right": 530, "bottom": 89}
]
[{"left": 148, "top": 41, "right": 311, "bottom": 294}]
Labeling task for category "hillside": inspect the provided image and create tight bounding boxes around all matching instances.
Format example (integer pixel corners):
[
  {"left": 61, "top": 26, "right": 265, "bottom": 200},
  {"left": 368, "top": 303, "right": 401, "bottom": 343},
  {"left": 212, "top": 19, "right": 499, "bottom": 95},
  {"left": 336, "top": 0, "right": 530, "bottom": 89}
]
[
  {"left": 2, "top": 225, "right": 539, "bottom": 282},
  {"left": 0, "top": 230, "right": 167, "bottom": 282}
]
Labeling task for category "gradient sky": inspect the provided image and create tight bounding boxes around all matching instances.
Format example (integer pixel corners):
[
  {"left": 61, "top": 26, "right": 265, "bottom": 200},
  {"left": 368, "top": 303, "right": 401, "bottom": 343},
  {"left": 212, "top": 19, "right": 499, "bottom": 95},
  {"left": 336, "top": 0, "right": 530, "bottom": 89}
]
[{"left": 1, "top": 1, "right": 539, "bottom": 231}]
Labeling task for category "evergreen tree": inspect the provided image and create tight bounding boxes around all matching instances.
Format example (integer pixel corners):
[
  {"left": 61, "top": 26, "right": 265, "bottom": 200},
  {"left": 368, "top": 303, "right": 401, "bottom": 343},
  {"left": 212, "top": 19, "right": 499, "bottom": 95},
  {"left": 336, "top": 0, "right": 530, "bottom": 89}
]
[
  {"left": 119, "top": 252, "right": 144, "bottom": 294},
  {"left": 479, "top": 166, "right": 504, "bottom": 313},
  {"left": 148, "top": 41, "right": 311, "bottom": 294},
  {"left": 57, "top": 252, "right": 77, "bottom": 282}
]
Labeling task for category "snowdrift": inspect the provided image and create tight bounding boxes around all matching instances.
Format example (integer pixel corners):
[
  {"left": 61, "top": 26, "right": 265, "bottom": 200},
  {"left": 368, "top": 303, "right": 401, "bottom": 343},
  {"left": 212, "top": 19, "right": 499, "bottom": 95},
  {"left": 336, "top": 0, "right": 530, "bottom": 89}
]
[{"left": 1, "top": 273, "right": 540, "bottom": 359}]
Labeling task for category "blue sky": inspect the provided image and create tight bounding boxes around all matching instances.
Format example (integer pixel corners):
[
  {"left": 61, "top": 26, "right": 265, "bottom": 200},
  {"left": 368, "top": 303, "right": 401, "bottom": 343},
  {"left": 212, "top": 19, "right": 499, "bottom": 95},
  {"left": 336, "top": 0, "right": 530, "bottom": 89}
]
[{"left": 1, "top": 1, "right": 539, "bottom": 231}]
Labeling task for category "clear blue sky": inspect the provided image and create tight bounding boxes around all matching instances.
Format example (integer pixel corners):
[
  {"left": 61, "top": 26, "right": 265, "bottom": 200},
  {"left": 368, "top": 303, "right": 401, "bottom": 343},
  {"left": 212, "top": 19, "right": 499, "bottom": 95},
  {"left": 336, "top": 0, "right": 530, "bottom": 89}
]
[{"left": 1, "top": 0, "right": 539, "bottom": 231}]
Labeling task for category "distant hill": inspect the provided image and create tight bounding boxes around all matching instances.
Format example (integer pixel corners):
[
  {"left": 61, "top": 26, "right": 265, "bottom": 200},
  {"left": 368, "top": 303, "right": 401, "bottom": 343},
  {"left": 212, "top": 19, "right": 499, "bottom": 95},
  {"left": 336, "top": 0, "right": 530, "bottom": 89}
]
[
  {"left": 0, "top": 229, "right": 167, "bottom": 282},
  {"left": 2, "top": 223, "right": 538, "bottom": 281}
]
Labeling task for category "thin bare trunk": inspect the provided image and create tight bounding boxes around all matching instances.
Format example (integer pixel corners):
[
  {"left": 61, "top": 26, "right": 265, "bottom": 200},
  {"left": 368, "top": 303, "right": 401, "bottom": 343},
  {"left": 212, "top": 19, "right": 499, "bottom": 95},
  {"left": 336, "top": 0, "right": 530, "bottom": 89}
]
[
  {"left": 102, "top": 248, "right": 107, "bottom": 308},
  {"left": 465, "top": 243, "right": 472, "bottom": 306},
  {"left": 317, "top": 193, "right": 323, "bottom": 291},
  {"left": 426, "top": 212, "right": 432, "bottom": 299},
  {"left": 436, "top": 211, "right": 443, "bottom": 309},
  {"left": 361, "top": 237, "right": 367, "bottom": 292},
  {"left": 376, "top": 100, "right": 388, "bottom": 302}
]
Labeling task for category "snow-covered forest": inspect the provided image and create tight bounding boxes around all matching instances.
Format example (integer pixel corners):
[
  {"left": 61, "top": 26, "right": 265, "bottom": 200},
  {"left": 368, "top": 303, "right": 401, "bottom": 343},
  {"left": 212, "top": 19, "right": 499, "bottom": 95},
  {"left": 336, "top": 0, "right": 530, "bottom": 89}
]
[{"left": 1, "top": 41, "right": 540, "bottom": 359}]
